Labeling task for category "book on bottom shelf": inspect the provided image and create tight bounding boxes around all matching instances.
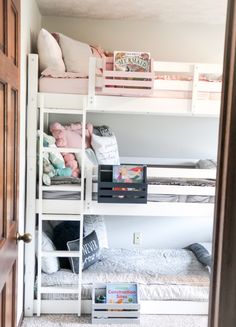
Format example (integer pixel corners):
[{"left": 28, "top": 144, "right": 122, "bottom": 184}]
[{"left": 106, "top": 283, "right": 137, "bottom": 304}]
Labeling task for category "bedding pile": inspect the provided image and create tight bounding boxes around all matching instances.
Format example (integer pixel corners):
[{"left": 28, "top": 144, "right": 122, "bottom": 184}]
[{"left": 40, "top": 122, "right": 119, "bottom": 188}]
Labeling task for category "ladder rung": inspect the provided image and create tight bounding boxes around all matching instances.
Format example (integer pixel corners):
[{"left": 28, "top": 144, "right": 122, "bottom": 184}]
[
  {"left": 41, "top": 251, "right": 81, "bottom": 258},
  {"left": 40, "top": 286, "right": 80, "bottom": 294},
  {"left": 41, "top": 214, "right": 82, "bottom": 221},
  {"left": 43, "top": 108, "right": 83, "bottom": 115},
  {"left": 43, "top": 147, "right": 82, "bottom": 154},
  {"left": 42, "top": 185, "right": 81, "bottom": 192}
]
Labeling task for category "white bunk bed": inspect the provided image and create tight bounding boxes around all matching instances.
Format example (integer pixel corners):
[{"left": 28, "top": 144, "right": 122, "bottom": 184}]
[{"left": 24, "top": 53, "right": 218, "bottom": 317}]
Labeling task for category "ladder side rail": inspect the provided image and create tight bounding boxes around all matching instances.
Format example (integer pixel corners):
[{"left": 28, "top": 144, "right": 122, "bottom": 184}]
[
  {"left": 37, "top": 94, "right": 45, "bottom": 316},
  {"left": 24, "top": 54, "right": 38, "bottom": 316}
]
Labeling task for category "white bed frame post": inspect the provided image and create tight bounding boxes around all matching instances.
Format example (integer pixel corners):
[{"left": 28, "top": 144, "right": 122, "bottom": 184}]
[
  {"left": 191, "top": 64, "right": 199, "bottom": 115},
  {"left": 36, "top": 94, "right": 45, "bottom": 316},
  {"left": 24, "top": 54, "right": 38, "bottom": 316},
  {"left": 87, "top": 57, "right": 97, "bottom": 109}
]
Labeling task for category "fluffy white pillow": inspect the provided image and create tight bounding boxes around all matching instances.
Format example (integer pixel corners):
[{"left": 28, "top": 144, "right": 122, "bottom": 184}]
[
  {"left": 58, "top": 33, "right": 92, "bottom": 75},
  {"left": 84, "top": 215, "right": 108, "bottom": 248},
  {"left": 91, "top": 133, "right": 120, "bottom": 165},
  {"left": 35, "top": 230, "right": 60, "bottom": 274},
  {"left": 37, "top": 28, "right": 65, "bottom": 73}
]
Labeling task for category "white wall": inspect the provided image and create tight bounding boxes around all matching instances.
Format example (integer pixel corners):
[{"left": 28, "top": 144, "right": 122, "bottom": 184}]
[
  {"left": 19, "top": 0, "right": 41, "bottom": 323},
  {"left": 42, "top": 17, "right": 225, "bottom": 63}
]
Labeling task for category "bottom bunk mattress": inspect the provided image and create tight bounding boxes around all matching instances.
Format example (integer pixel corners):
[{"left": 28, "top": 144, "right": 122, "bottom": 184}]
[{"left": 37, "top": 248, "right": 210, "bottom": 302}]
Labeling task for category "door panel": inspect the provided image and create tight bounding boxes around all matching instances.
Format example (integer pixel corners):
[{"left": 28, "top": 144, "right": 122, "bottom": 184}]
[
  {"left": 9, "top": 2, "right": 17, "bottom": 65},
  {"left": 0, "top": 0, "right": 20, "bottom": 326},
  {"left": 7, "top": 89, "right": 17, "bottom": 223},
  {"left": 0, "top": 82, "right": 5, "bottom": 240},
  {"left": 0, "top": 0, "right": 6, "bottom": 53}
]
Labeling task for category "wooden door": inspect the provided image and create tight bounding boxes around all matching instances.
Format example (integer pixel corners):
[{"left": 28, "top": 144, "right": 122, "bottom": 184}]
[
  {"left": 0, "top": 0, "right": 20, "bottom": 326},
  {"left": 208, "top": 0, "right": 236, "bottom": 326}
]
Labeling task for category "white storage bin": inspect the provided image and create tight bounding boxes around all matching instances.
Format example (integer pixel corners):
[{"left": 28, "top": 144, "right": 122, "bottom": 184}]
[{"left": 92, "top": 283, "right": 140, "bottom": 324}]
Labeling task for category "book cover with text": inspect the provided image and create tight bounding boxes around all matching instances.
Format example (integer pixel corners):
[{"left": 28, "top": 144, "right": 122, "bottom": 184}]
[
  {"left": 106, "top": 283, "right": 137, "bottom": 304},
  {"left": 114, "top": 51, "right": 150, "bottom": 72}
]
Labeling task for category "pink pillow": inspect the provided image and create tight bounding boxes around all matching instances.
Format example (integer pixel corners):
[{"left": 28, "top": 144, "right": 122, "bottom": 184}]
[
  {"left": 58, "top": 33, "right": 92, "bottom": 75},
  {"left": 50, "top": 122, "right": 93, "bottom": 149}
]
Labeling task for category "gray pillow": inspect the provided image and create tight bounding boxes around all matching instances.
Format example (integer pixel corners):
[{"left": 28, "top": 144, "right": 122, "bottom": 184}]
[
  {"left": 186, "top": 242, "right": 212, "bottom": 268},
  {"left": 195, "top": 159, "right": 217, "bottom": 169},
  {"left": 67, "top": 230, "right": 100, "bottom": 273}
]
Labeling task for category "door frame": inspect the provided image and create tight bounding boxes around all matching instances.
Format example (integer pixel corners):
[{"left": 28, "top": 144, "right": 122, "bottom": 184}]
[{"left": 208, "top": 0, "right": 236, "bottom": 326}]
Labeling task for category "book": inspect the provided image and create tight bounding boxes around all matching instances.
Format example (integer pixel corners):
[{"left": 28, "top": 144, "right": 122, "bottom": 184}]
[
  {"left": 114, "top": 51, "right": 150, "bottom": 72},
  {"left": 112, "top": 165, "right": 144, "bottom": 184},
  {"left": 106, "top": 283, "right": 137, "bottom": 304}
]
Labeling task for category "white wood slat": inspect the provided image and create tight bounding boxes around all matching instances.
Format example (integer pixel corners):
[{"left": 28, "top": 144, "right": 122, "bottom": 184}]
[
  {"left": 36, "top": 200, "right": 82, "bottom": 215},
  {"left": 42, "top": 214, "right": 81, "bottom": 221},
  {"left": 93, "top": 311, "right": 140, "bottom": 318},
  {"left": 198, "top": 81, "right": 222, "bottom": 92},
  {"left": 88, "top": 95, "right": 192, "bottom": 114},
  {"left": 85, "top": 202, "right": 214, "bottom": 217},
  {"left": 148, "top": 185, "right": 215, "bottom": 196},
  {"left": 41, "top": 251, "right": 81, "bottom": 258},
  {"left": 42, "top": 185, "right": 81, "bottom": 192},
  {"left": 38, "top": 93, "right": 84, "bottom": 109},
  {"left": 104, "top": 79, "right": 153, "bottom": 87},
  {"left": 93, "top": 303, "right": 140, "bottom": 310},
  {"left": 43, "top": 147, "right": 82, "bottom": 154},
  {"left": 40, "top": 287, "right": 79, "bottom": 294},
  {"left": 103, "top": 70, "right": 153, "bottom": 79},
  {"left": 154, "top": 80, "right": 193, "bottom": 91},
  {"left": 92, "top": 318, "right": 140, "bottom": 324},
  {"left": 154, "top": 61, "right": 194, "bottom": 73},
  {"left": 43, "top": 108, "right": 83, "bottom": 115},
  {"left": 33, "top": 299, "right": 209, "bottom": 315},
  {"left": 147, "top": 167, "right": 216, "bottom": 179}
]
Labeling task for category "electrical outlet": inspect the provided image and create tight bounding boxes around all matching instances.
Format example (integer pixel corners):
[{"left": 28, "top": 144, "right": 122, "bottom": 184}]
[{"left": 133, "top": 232, "right": 141, "bottom": 245}]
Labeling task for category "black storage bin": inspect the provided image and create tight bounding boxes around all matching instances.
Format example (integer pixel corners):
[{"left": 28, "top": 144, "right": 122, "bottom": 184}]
[{"left": 98, "top": 165, "right": 147, "bottom": 203}]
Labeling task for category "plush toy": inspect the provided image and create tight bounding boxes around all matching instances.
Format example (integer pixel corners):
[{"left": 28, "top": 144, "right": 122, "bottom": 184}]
[
  {"left": 42, "top": 155, "right": 56, "bottom": 186},
  {"left": 43, "top": 132, "right": 55, "bottom": 147},
  {"left": 42, "top": 153, "right": 72, "bottom": 186},
  {"left": 63, "top": 153, "right": 80, "bottom": 178},
  {"left": 50, "top": 122, "right": 93, "bottom": 149},
  {"left": 39, "top": 132, "right": 73, "bottom": 185}
]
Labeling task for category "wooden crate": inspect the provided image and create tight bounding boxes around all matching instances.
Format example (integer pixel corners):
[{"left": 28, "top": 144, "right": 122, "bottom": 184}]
[
  {"left": 92, "top": 283, "right": 140, "bottom": 324},
  {"left": 102, "top": 57, "right": 154, "bottom": 97},
  {"left": 98, "top": 165, "right": 147, "bottom": 204}
]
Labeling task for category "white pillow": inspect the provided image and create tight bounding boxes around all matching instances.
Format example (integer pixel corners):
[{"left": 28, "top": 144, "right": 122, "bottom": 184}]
[
  {"left": 37, "top": 28, "right": 65, "bottom": 73},
  {"left": 91, "top": 133, "right": 120, "bottom": 165},
  {"left": 35, "top": 230, "right": 60, "bottom": 274},
  {"left": 75, "top": 148, "right": 98, "bottom": 170},
  {"left": 84, "top": 215, "right": 108, "bottom": 248},
  {"left": 58, "top": 33, "right": 92, "bottom": 75}
]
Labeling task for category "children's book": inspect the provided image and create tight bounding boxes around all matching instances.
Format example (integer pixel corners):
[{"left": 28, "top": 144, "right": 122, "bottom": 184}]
[
  {"left": 113, "top": 165, "right": 144, "bottom": 183},
  {"left": 114, "top": 51, "right": 150, "bottom": 72},
  {"left": 106, "top": 283, "right": 137, "bottom": 304}
]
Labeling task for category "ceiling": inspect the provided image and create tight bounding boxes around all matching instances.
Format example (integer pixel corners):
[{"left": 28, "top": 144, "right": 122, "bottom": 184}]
[{"left": 36, "top": 0, "right": 227, "bottom": 25}]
